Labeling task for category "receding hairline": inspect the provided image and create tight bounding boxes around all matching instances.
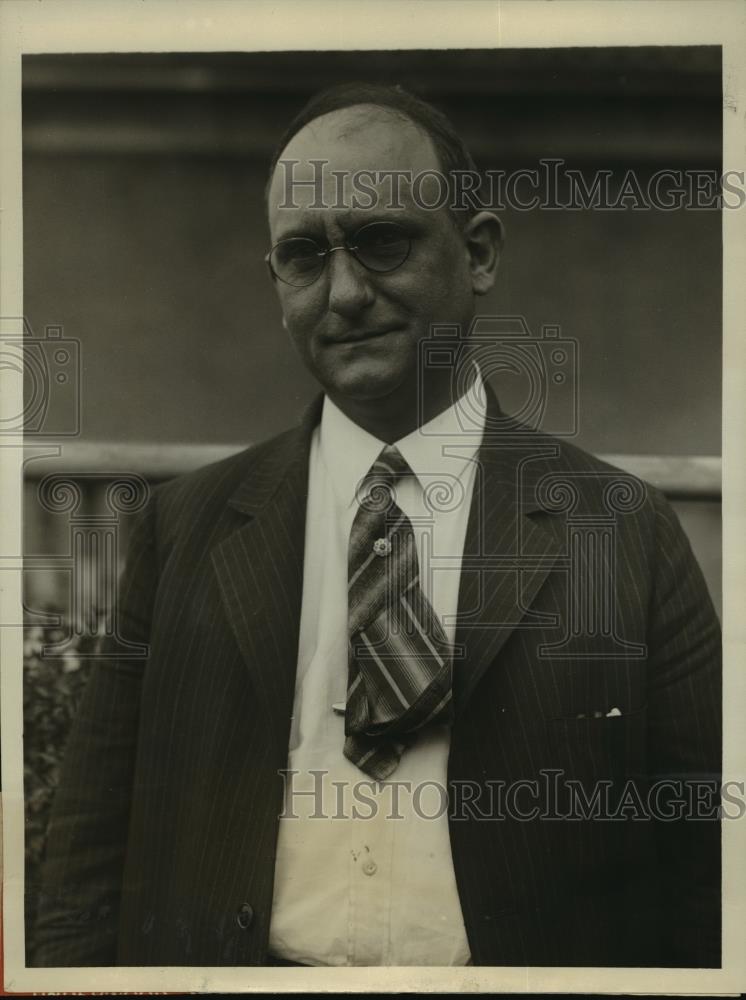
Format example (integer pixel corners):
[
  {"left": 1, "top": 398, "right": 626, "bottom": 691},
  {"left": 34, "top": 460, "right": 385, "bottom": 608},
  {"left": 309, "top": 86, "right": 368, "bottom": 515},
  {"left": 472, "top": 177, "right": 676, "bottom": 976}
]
[
  {"left": 269, "top": 102, "right": 442, "bottom": 183},
  {"left": 265, "top": 88, "right": 479, "bottom": 230}
]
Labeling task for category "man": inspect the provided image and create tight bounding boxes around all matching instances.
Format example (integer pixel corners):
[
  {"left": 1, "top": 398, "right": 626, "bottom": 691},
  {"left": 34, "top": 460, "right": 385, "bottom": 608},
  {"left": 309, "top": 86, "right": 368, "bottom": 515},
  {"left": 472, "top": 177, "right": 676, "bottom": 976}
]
[{"left": 34, "top": 83, "right": 721, "bottom": 968}]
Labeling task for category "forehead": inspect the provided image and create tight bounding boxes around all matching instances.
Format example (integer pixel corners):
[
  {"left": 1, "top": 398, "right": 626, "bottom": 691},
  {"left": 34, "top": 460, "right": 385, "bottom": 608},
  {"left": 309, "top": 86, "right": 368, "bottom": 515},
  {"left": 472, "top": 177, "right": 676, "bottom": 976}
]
[{"left": 267, "top": 105, "right": 444, "bottom": 237}]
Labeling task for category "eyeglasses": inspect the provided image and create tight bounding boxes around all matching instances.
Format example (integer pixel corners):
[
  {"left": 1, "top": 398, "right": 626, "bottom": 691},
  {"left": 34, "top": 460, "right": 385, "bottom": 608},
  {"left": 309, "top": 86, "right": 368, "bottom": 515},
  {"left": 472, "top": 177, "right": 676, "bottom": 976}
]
[{"left": 265, "top": 221, "right": 412, "bottom": 287}]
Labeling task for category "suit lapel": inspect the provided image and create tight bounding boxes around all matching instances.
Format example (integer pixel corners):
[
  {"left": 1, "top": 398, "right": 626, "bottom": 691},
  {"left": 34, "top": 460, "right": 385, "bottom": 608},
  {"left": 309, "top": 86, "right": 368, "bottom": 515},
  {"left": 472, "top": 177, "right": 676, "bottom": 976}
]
[
  {"left": 211, "top": 396, "right": 323, "bottom": 754},
  {"left": 453, "top": 401, "right": 562, "bottom": 713}
]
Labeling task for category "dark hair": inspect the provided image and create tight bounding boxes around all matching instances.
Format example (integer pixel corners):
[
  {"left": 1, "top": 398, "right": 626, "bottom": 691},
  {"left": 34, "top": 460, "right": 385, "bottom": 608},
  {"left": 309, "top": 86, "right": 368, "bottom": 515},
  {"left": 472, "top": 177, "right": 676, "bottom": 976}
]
[{"left": 266, "top": 82, "right": 480, "bottom": 225}]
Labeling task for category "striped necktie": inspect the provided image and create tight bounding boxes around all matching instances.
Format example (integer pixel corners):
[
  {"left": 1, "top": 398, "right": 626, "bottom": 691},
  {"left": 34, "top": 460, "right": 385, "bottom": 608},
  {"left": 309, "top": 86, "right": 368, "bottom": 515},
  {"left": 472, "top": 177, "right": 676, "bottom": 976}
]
[{"left": 344, "top": 445, "right": 454, "bottom": 779}]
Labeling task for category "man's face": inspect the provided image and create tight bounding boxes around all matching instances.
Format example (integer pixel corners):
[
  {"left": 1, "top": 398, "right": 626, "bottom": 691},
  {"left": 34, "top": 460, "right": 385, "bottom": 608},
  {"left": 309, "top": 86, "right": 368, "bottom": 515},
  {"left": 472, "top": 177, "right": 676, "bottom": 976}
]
[{"left": 266, "top": 107, "right": 479, "bottom": 406}]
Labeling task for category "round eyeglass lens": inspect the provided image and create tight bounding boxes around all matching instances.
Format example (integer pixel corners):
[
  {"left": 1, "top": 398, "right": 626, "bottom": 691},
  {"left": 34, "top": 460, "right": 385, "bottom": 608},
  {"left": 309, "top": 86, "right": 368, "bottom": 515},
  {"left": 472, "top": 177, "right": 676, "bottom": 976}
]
[
  {"left": 353, "top": 223, "right": 411, "bottom": 272},
  {"left": 271, "top": 238, "right": 324, "bottom": 286}
]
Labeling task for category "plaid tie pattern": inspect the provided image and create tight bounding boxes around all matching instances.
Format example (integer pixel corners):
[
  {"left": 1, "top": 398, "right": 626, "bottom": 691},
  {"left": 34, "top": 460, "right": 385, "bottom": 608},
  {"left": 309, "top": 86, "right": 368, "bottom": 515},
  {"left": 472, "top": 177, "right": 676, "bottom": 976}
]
[{"left": 344, "top": 445, "right": 454, "bottom": 779}]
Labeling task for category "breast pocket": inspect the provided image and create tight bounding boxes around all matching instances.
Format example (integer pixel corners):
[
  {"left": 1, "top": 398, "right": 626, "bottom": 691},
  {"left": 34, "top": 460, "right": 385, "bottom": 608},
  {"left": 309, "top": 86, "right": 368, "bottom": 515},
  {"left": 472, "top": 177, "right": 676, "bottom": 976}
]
[{"left": 546, "top": 707, "right": 647, "bottom": 784}]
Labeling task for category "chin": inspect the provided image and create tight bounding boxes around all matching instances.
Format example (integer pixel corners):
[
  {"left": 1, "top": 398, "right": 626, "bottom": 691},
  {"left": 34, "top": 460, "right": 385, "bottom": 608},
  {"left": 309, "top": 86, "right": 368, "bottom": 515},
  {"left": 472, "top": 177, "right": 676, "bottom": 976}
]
[{"left": 324, "top": 361, "right": 411, "bottom": 404}]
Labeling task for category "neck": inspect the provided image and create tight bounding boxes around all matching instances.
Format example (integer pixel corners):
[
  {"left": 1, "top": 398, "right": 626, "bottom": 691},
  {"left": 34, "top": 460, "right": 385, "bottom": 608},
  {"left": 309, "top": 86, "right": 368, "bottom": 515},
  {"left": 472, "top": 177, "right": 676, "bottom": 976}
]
[{"left": 327, "top": 365, "right": 477, "bottom": 444}]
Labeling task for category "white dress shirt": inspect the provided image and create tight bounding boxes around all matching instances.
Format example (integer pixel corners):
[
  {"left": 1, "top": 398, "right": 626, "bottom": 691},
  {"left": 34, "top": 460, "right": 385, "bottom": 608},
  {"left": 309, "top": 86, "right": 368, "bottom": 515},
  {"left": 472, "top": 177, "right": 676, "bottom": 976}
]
[{"left": 268, "top": 374, "right": 487, "bottom": 966}]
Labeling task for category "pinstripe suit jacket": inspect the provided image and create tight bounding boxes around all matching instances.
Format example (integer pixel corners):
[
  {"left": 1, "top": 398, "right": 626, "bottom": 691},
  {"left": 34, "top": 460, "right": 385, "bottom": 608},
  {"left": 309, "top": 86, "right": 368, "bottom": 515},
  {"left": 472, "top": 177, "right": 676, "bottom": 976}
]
[{"left": 35, "top": 391, "right": 721, "bottom": 968}]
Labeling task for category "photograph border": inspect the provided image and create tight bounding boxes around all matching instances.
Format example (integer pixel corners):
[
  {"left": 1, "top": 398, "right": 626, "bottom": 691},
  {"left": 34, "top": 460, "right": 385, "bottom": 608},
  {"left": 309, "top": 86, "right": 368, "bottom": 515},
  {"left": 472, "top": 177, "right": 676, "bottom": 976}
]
[{"left": 1, "top": 0, "right": 744, "bottom": 993}]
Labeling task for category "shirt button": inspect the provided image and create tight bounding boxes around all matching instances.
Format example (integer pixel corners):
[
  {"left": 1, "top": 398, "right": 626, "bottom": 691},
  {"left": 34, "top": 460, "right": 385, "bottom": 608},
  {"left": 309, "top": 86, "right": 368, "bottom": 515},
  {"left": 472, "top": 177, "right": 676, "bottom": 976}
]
[
  {"left": 236, "top": 902, "right": 254, "bottom": 930},
  {"left": 373, "top": 537, "right": 391, "bottom": 557},
  {"left": 362, "top": 859, "right": 378, "bottom": 876}
]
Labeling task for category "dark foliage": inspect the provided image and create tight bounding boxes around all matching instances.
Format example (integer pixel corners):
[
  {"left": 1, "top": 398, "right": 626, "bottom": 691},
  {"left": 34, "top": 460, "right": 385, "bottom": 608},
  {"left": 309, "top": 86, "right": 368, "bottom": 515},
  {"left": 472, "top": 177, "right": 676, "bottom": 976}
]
[{"left": 23, "top": 614, "right": 97, "bottom": 955}]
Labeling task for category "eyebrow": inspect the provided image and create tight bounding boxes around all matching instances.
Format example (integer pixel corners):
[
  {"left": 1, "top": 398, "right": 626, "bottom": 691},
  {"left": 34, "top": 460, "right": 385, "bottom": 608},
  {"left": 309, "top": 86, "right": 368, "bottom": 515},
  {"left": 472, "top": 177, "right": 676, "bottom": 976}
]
[
  {"left": 271, "top": 226, "right": 324, "bottom": 243},
  {"left": 272, "top": 210, "right": 419, "bottom": 243}
]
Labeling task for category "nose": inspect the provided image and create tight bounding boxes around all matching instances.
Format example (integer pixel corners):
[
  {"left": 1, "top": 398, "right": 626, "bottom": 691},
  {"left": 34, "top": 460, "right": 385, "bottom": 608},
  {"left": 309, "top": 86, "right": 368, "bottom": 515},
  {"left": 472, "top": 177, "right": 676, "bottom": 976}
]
[{"left": 326, "top": 247, "right": 375, "bottom": 317}]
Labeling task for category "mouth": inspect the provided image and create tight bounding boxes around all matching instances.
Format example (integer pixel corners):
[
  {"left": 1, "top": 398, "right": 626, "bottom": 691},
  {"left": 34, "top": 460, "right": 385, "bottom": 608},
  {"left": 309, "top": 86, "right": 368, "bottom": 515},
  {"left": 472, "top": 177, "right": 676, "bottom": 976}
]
[{"left": 329, "top": 327, "right": 402, "bottom": 345}]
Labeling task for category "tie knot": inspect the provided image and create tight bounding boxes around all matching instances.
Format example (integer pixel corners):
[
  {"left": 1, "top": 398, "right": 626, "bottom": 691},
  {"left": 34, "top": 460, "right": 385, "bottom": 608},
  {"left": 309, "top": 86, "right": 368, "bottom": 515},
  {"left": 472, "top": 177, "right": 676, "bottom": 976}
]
[
  {"left": 371, "top": 445, "right": 412, "bottom": 483},
  {"left": 355, "top": 446, "right": 412, "bottom": 514}
]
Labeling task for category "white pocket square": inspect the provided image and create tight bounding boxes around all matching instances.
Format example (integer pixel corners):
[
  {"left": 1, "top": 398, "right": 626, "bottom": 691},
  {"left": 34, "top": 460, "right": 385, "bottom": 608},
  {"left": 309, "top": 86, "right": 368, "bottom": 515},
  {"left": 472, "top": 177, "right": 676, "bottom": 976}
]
[{"left": 575, "top": 706, "right": 623, "bottom": 719}]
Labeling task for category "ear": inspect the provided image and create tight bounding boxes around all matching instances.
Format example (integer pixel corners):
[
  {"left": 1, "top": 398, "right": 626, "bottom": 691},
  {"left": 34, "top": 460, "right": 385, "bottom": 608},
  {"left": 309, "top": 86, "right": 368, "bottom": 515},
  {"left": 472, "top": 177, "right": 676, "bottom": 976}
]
[{"left": 464, "top": 211, "right": 504, "bottom": 296}]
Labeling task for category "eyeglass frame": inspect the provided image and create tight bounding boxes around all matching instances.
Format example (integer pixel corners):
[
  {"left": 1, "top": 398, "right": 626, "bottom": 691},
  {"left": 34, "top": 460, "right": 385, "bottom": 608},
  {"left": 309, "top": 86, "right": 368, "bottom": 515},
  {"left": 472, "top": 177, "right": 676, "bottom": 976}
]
[{"left": 264, "top": 221, "right": 413, "bottom": 287}]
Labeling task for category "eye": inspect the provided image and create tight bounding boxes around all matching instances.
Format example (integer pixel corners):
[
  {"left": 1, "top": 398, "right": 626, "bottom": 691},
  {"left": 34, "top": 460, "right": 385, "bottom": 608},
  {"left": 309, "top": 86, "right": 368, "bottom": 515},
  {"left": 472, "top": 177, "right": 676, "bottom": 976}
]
[
  {"left": 357, "top": 223, "right": 407, "bottom": 249},
  {"left": 275, "top": 238, "right": 321, "bottom": 267},
  {"left": 353, "top": 223, "right": 411, "bottom": 271},
  {"left": 271, "top": 237, "right": 325, "bottom": 281}
]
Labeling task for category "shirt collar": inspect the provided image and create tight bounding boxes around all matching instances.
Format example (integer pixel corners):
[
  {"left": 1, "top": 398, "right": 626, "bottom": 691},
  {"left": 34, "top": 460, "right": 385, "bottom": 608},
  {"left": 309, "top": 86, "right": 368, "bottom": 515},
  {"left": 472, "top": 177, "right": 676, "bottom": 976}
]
[{"left": 318, "top": 367, "right": 487, "bottom": 509}]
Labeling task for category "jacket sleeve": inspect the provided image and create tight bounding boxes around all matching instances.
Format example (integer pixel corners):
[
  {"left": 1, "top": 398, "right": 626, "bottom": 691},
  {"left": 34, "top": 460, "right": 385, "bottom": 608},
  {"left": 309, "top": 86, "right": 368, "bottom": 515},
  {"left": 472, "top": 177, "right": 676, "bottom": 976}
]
[
  {"left": 645, "top": 488, "right": 722, "bottom": 967},
  {"left": 32, "top": 492, "right": 160, "bottom": 967}
]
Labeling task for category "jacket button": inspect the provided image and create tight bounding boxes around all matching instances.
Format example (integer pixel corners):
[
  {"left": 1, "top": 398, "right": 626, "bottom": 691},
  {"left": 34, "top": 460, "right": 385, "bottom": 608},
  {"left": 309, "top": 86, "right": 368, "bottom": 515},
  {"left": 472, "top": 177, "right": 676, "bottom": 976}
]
[{"left": 236, "top": 902, "right": 254, "bottom": 930}]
